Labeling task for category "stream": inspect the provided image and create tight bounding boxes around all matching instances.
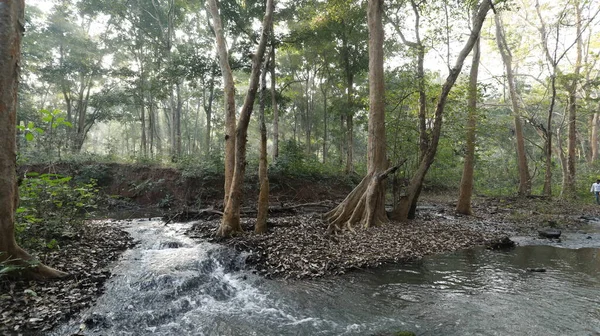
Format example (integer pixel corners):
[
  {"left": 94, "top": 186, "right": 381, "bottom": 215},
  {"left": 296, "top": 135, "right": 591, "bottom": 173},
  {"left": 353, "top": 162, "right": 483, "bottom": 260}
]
[{"left": 52, "top": 218, "right": 600, "bottom": 336}]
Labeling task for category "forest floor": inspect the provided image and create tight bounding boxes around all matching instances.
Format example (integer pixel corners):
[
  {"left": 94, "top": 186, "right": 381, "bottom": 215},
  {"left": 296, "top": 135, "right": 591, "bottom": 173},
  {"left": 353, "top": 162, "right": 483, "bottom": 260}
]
[
  {"left": 5, "top": 163, "right": 600, "bottom": 334},
  {"left": 0, "top": 221, "right": 135, "bottom": 335}
]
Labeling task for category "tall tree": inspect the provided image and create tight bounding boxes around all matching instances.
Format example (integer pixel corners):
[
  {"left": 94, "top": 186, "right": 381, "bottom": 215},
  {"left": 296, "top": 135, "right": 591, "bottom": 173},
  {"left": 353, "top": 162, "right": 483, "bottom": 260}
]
[
  {"left": 326, "top": 0, "right": 398, "bottom": 231},
  {"left": 0, "top": 0, "right": 65, "bottom": 279},
  {"left": 456, "top": 6, "right": 482, "bottom": 215},
  {"left": 207, "top": 0, "right": 237, "bottom": 206},
  {"left": 256, "top": 50, "right": 271, "bottom": 234},
  {"left": 214, "top": 0, "right": 275, "bottom": 237},
  {"left": 562, "top": 0, "right": 583, "bottom": 199},
  {"left": 494, "top": 13, "right": 531, "bottom": 196},
  {"left": 390, "top": 0, "right": 491, "bottom": 220}
]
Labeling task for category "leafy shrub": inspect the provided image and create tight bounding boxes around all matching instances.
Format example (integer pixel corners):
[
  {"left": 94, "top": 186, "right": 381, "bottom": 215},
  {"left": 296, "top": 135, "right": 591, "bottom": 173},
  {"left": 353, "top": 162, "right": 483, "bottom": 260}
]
[
  {"left": 271, "top": 140, "right": 335, "bottom": 177},
  {"left": 177, "top": 150, "right": 224, "bottom": 178},
  {"left": 75, "top": 164, "right": 113, "bottom": 186},
  {"left": 16, "top": 173, "right": 98, "bottom": 250}
]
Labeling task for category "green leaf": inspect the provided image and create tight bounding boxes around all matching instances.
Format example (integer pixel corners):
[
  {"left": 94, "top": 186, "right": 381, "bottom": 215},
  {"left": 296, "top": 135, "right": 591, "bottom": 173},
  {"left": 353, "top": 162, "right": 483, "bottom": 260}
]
[
  {"left": 23, "top": 289, "right": 38, "bottom": 296},
  {"left": 25, "top": 132, "right": 34, "bottom": 142}
]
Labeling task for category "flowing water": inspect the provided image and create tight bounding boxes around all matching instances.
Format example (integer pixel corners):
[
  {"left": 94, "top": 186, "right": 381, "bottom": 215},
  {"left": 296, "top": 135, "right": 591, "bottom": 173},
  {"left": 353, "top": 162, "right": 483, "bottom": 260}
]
[{"left": 53, "top": 218, "right": 600, "bottom": 336}]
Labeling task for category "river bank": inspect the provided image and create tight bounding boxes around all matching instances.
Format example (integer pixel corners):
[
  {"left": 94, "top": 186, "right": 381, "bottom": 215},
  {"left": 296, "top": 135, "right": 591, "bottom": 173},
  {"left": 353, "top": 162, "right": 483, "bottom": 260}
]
[
  {"left": 185, "top": 195, "right": 600, "bottom": 279},
  {"left": 0, "top": 222, "right": 134, "bottom": 334}
]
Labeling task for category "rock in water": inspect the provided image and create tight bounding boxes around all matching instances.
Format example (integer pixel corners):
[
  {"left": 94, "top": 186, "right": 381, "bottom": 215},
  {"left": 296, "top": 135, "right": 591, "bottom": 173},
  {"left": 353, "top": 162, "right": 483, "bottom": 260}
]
[
  {"left": 538, "top": 228, "right": 561, "bottom": 239},
  {"left": 486, "top": 236, "right": 516, "bottom": 250}
]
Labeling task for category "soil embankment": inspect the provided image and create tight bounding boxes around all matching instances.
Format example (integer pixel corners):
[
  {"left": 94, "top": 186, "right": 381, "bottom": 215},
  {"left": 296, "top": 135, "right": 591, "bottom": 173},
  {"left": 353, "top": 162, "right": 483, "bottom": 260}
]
[{"left": 20, "top": 162, "right": 356, "bottom": 212}]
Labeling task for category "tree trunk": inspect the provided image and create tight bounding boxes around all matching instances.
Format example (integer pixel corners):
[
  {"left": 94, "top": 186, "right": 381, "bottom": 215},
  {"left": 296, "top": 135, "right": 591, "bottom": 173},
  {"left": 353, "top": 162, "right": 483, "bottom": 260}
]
[
  {"left": 175, "top": 82, "right": 183, "bottom": 160},
  {"left": 592, "top": 113, "right": 598, "bottom": 162},
  {"left": 270, "top": 42, "right": 279, "bottom": 160},
  {"left": 345, "top": 73, "right": 354, "bottom": 174},
  {"left": 494, "top": 14, "right": 531, "bottom": 196},
  {"left": 456, "top": 13, "right": 481, "bottom": 215},
  {"left": 256, "top": 51, "right": 270, "bottom": 234},
  {"left": 326, "top": 0, "right": 392, "bottom": 231},
  {"left": 218, "top": 0, "right": 274, "bottom": 237},
  {"left": 563, "top": 1, "right": 582, "bottom": 199},
  {"left": 322, "top": 84, "right": 328, "bottom": 163},
  {"left": 204, "top": 77, "right": 215, "bottom": 157},
  {"left": 556, "top": 124, "right": 568, "bottom": 189},
  {"left": 0, "top": 0, "right": 66, "bottom": 279},
  {"left": 535, "top": 0, "right": 556, "bottom": 196},
  {"left": 543, "top": 73, "right": 556, "bottom": 196},
  {"left": 391, "top": 0, "right": 491, "bottom": 221},
  {"left": 207, "top": 0, "right": 237, "bottom": 206}
]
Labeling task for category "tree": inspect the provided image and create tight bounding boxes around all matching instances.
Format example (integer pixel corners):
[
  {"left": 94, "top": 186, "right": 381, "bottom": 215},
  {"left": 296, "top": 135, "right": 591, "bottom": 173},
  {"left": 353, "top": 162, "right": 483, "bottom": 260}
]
[
  {"left": 256, "top": 49, "right": 271, "bottom": 234},
  {"left": 456, "top": 5, "right": 482, "bottom": 215},
  {"left": 390, "top": 0, "right": 491, "bottom": 221},
  {"left": 212, "top": 0, "right": 275, "bottom": 237},
  {"left": 207, "top": 0, "right": 237, "bottom": 206},
  {"left": 0, "top": 0, "right": 65, "bottom": 279},
  {"left": 326, "top": 0, "right": 398, "bottom": 231},
  {"left": 494, "top": 13, "right": 531, "bottom": 196},
  {"left": 562, "top": 0, "right": 583, "bottom": 199}
]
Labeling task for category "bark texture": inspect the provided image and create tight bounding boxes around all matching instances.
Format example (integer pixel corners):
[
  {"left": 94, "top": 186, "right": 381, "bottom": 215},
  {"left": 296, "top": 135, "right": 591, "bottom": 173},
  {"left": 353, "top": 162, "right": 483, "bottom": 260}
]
[
  {"left": 326, "top": 0, "right": 393, "bottom": 232},
  {"left": 0, "top": 0, "right": 66, "bottom": 279},
  {"left": 391, "top": 0, "right": 491, "bottom": 221}
]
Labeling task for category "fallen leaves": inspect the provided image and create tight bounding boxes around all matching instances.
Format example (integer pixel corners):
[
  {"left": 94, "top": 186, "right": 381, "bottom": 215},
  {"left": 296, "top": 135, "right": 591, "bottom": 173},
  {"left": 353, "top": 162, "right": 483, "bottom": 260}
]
[
  {"left": 186, "top": 209, "right": 501, "bottom": 280},
  {"left": 0, "top": 221, "right": 134, "bottom": 334}
]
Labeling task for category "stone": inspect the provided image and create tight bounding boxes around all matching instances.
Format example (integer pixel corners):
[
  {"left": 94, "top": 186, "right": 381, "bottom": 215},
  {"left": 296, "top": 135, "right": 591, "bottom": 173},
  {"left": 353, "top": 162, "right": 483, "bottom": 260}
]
[{"left": 538, "top": 228, "right": 561, "bottom": 239}]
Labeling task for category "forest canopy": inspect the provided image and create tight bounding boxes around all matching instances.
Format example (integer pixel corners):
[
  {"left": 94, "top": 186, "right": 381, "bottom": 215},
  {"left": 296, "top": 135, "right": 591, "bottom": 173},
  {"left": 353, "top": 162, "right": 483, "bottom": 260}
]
[{"left": 16, "top": 0, "right": 600, "bottom": 199}]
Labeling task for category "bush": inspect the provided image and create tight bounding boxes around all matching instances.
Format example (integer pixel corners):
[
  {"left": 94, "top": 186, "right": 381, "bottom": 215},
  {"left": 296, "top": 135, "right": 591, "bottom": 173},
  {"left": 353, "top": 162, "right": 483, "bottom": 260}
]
[
  {"left": 177, "top": 151, "right": 224, "bottom": 178},
  {"left": 271, "top": 140, "right": 341, "bottom": 178},
  {"left": 16, "top": 173, "right": 98, "bottom": 250}
]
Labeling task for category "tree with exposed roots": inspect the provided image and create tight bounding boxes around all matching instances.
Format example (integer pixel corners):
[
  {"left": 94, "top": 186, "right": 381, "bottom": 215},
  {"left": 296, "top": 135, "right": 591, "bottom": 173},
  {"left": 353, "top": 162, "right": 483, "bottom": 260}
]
[
  {"left": 0, "top": 0, "right": 66, "bottom": 279},
  {"left": 326, "top": 0, "right": 398, "bottom": 232},
  {"left": 208, "top": 0, "right": 275, "bottom": 237}
]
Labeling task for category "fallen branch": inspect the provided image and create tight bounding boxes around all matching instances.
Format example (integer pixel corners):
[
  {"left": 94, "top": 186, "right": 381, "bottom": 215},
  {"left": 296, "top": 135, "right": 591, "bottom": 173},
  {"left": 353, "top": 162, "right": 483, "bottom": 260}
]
[{"left": 165, "top": 201, "right": 337, "bottom": 223}]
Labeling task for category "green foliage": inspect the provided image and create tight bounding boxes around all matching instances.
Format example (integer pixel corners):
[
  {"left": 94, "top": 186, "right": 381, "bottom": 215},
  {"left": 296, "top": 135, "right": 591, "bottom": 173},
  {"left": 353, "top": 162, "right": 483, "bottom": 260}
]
[
  {"left": 16, "top": 173, "right": 99, "bottom": 250},
  {"left": 271, "top": 140, "right": 342, "bottom": 178},
  {"left": 0, "top": 254, "right": 23, "bottom": 279},
  {"left": 17, "top": 121, "right": 44, "bottom": 142},
  {"left": 177, "top": 151, "right": 225, "bottom": 178}
]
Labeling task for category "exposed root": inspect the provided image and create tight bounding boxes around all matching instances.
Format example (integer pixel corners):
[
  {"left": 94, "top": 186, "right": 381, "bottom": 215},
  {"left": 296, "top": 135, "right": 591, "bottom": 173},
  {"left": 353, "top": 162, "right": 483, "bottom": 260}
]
[
  {"left": 326, "top": 163, "right": 403, "bottom": 233},
  {"left": 2, "top": 247, "right": 68, "bottom": 280}
]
